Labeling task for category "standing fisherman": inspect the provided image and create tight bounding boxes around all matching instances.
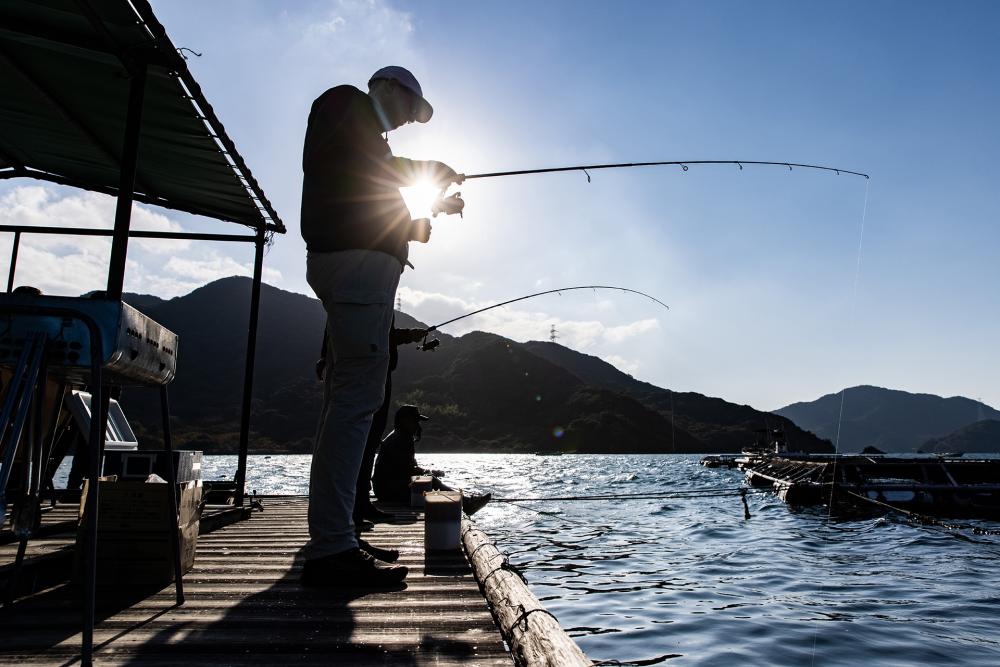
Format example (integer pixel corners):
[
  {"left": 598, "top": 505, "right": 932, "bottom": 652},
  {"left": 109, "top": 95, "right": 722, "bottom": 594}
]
[{"left": 300, "top": 66, "right": 461, "bottom": 587}]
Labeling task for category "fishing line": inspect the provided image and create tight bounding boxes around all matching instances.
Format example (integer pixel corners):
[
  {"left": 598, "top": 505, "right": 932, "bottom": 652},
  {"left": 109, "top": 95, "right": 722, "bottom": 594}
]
[
  {"left": 827, "top": 178, "right": 873, "bottom": 519},
  {"left": 813, "top": 177, "right": 871, "bottom": 667},
  {"left": 462, "top": 160, "right": 870, "bottom": 182},
  {"left": 492, "top": 486, "right": 768, "bottom": 503},
  {"left": 499, "top": 499, "right": 592, "bottom": 526},
  {"left": 425, "top": 285, "right": 669, "bottom": 333}
]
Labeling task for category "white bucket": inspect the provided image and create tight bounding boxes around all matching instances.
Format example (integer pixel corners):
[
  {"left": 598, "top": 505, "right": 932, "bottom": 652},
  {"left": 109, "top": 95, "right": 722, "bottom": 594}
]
[{"left": 424, "top": 490, "right": 463, "bottom": 551}]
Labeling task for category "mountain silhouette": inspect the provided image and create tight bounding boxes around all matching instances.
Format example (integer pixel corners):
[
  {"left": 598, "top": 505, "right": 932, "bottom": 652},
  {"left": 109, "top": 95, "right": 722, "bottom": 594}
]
[
  {"left": 918, "top": 420, "right": 1000, "bottom": 454},
  {"left": 776, "top": 385, "right": 1000, "bottom": 452},
  {"left": 121, "top": 277, "right": 832, "bottom": 454}
]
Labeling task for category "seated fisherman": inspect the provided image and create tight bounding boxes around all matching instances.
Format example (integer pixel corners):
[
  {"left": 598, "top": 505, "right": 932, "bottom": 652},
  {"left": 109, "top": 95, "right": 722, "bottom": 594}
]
[{"left": 373, "top": 405, "right": 490, "bottom": 514}]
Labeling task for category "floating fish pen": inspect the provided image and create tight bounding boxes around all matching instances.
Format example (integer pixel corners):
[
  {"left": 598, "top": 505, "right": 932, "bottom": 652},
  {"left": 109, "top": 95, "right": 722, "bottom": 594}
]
[{"left": 740, "top": 455, "right": 1000, "bottom": 516}]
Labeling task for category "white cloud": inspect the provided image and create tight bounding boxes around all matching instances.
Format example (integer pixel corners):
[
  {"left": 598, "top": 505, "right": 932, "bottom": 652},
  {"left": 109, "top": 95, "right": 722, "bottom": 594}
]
[
  {"left": 0, "top": 185, "right": 280, "bottom": 298},
  {"left": 296, "top": 0, "right": 418, "bottom": 76},
  {"left": 306, "top": 16, "right": 346, "bottom": 36},
  {"left": 603, "top": 318, "right": 661, "bottom": 343},
  {"left": 602, "top": 354, "right": 640, "bottom": 375},
  {"left": 164, "top": 255, "right": 281, "bottom": 284}
]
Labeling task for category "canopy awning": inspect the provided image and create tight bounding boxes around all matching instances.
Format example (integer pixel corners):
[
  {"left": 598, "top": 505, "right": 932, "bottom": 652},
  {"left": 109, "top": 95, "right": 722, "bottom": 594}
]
[{"left": 0, "top": 0, "right": 284, "bottom": 232}]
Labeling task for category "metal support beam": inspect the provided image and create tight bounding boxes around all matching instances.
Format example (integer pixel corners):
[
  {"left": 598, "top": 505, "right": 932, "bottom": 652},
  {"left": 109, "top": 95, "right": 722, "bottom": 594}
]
[
  {"left": 234, "top": 228, "right": 265, "bottom": 507},
  {"left": 7, "top": 231, "right": 20, "bottom": 292},
  {"left": 105, "top": 64, "right": 147, "bottom": 302},
  {"left": 159, "top": 385, "right": 184, "bottom": 605},
  {"left": 0, "top": 224, "right": 256, "bottom": 243}
]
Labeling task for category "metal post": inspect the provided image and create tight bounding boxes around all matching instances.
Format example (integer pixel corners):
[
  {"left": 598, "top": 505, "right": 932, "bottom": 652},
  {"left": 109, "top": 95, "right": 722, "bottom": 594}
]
[
  {"left": 7, "top": 230, "right": 20, "bottom": 292},
  {"left": 105, "top": 63, "right": 147, "bottom": 302},
  {"left": 81, "top": 369, "right": 103, "bottom": 667},
  {"left": 159, "top": 385, "right": 184, "bottom": 605},
  {"left": 234, "top": 229, "right": 265, "bottom": 506}
]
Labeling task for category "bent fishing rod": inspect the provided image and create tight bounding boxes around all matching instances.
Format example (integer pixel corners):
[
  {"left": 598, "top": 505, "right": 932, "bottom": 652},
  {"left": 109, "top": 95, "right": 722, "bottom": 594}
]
[
  {"left": 431, "top": 159, "right": 869, "bottom": 216},
  {"left": 415, "top": 285, "right": 668, "bottom": 350}
]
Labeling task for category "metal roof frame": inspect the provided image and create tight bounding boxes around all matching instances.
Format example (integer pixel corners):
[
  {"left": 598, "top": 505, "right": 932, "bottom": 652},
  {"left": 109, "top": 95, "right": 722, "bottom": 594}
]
[{"left": 0, "top": 0, "right": 285, "bottom": 233}]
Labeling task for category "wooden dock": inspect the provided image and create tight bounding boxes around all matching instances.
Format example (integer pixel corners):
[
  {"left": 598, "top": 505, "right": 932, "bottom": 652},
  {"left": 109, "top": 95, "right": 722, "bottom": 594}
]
[{"left": 1, "top": 497, "right": 521, "bottom": 665}]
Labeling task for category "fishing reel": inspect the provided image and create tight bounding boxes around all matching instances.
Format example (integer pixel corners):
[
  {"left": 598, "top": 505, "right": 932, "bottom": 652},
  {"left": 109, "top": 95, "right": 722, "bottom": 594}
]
[
  {"left": 431, "top": 189, "right": 465, "bottom": 218},
  {"left": 419, "top": 330, "right": 440, "bottom": 352}
]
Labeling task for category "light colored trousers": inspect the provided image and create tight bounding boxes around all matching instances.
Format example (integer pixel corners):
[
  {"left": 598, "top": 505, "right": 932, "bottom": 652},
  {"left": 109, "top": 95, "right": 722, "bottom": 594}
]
[{"left": 304, "top": 249, "right": 401, "bottom": 559}]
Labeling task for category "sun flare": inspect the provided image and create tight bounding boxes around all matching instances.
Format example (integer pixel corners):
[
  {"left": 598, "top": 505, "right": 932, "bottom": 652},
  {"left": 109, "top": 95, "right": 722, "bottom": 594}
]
[{"left": 400, "top": 178, "right": 442, "bottom": 220}]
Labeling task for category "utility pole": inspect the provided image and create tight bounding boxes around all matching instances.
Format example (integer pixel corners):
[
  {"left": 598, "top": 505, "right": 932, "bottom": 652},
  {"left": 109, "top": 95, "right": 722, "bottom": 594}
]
[{"left": 549, "top": 324, "right": 558, "bottom": 343}]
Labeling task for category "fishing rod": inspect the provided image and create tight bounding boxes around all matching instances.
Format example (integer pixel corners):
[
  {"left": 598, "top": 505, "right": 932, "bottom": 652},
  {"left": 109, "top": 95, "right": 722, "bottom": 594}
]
[
  {"left": 430, "top": 159, "right": 869, "bottom": 216},
  {"left": 461, "top": 159, "right": 870, "bottom": 182},
  {"left": 415, "top": 285, "right": 667, "bottom": 351}
]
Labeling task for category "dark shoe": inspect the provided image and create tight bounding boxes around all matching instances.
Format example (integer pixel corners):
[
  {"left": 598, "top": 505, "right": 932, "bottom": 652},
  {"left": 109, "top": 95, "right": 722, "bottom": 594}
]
[
  {"left": 462, "top": 493, "right": 492, "bottom": 516},
  {"left": 354, "top": 518, "right": 375, "bottom": 533},
  {"left": 358, "top": 537, "right": 400, "bottom": 563},
  {"left": 361, "top": 506, "right": 396, "bottom": 523},
  {"left": 301, "top": 548, "right": 408, "bottom": 587}
]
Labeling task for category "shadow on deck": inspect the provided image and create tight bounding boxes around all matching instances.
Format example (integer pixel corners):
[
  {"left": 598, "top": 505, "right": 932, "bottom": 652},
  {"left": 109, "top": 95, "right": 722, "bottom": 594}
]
[{"left": 0, "top": 497, "right": 510, "bottom": 665}]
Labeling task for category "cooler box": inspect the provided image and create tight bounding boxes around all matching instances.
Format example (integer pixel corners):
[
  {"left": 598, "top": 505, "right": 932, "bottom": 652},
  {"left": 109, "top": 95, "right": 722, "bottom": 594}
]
[
  {"left": 424, "top": 490, "right": 463, "bottom": 551},
  {"left": 76, "top": 477, "right": 203, "bottom": 588}
]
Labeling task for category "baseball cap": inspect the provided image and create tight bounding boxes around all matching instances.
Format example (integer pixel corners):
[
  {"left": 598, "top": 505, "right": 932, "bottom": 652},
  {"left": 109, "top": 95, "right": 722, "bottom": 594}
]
[{"left": 369, "top": 66, "right": 434, "bottom": 123}]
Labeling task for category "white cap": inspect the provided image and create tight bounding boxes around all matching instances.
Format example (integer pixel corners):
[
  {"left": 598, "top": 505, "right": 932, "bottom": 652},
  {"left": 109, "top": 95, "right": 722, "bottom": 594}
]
[{"left": 369, "top": 66, "right": 434, "bottom": 123}]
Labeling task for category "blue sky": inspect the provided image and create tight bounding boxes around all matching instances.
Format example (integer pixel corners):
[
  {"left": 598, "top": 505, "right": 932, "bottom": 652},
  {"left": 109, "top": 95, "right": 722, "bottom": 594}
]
[{"left": 2, "top": 1, "right": 998, "bottom": 411}]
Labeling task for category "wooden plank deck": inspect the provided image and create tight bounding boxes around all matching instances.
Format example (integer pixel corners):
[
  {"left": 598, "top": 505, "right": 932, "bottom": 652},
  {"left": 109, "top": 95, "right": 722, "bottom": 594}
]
[{"left": 0, "top": 497, "right": 513, "bottom": 665}]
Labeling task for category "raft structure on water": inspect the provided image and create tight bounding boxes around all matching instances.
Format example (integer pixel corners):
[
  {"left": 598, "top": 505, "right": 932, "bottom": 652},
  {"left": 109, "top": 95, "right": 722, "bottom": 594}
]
[{"left": 724, "top": 453, "right": 1000, "bottom": 516}]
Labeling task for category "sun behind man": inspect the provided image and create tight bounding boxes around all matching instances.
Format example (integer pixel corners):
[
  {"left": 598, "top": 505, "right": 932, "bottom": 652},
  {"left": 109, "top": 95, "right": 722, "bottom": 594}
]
[{"left": 300, "top": 66, "right": 462, "bottom": 587}]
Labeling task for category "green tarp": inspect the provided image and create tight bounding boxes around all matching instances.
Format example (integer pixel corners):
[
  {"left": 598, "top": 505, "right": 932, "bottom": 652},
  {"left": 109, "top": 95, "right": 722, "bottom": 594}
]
[{"left": 0, "top": 0, "right": 283, "bottom": 231}]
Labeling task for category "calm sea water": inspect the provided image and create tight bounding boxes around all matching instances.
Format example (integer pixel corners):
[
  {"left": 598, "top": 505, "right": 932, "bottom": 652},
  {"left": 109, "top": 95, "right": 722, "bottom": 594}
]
[{"left": 202, "top": 454, "right": 1000, "bottom": 666}]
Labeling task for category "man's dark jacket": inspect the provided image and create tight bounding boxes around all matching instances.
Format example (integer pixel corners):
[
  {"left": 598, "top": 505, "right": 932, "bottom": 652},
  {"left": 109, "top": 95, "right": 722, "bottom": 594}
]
[{"left": 300, "top": 85, "right": 416, "bottom": 266}]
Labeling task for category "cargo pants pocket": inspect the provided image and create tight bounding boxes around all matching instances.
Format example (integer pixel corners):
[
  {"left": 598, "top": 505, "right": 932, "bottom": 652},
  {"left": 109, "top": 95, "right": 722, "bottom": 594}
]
[{"left": 327, "top": 301, "right": 392, "bottom": 361}]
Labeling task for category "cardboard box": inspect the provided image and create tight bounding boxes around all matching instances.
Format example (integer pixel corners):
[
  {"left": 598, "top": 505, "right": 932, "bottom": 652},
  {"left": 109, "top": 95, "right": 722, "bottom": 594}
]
[{"left": 76, "top": 478, "right": 203, "bottom": 588}]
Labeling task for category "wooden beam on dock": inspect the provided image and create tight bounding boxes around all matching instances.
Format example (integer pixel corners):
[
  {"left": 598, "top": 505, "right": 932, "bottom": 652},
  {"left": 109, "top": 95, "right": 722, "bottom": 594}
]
[{"left": 462, "top": 517, "right": 590, "bottom": 667}]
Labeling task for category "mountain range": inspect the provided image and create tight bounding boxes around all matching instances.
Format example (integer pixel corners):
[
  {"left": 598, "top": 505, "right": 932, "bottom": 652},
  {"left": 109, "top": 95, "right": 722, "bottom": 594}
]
[
  {"left": 120, "top": 277, "right": 833, "bottom": 455},
  {"left": 775, "top": 385, "right": 1000, "bottom": 453},
  {"left": 918, "top": 420, "right": 1000, "bottom": 454}
]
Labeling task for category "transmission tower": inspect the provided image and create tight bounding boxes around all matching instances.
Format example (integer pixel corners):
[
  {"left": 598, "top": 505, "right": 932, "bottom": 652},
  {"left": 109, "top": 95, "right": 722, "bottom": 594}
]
[
  {"left": 549, "top": 324, "right": 558, "bottom": 343},
  {"left": 396, "top": 295, "right": 402, "bottom": 311}
]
